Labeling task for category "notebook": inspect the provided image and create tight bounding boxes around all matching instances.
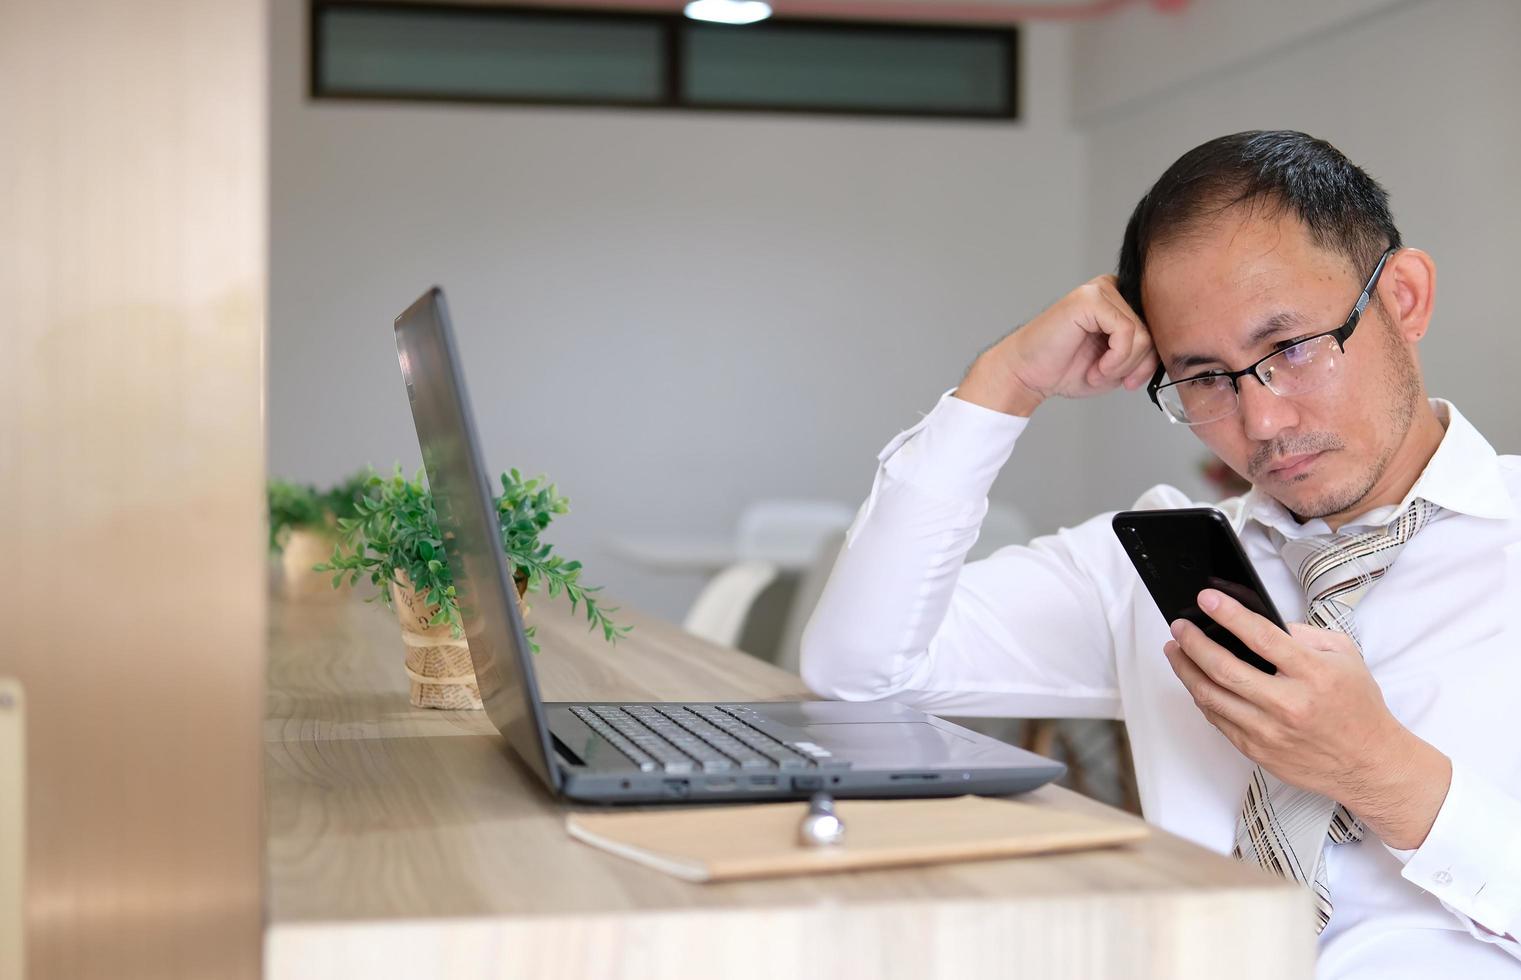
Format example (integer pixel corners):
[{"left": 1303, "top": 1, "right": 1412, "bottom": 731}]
[{"left": 566, "top": 794, "right": 1148, "bottom": 882}]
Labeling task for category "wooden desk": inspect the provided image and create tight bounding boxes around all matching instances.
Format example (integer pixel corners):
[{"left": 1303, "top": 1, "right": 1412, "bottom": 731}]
[{"left": 265, "top": 592, "right": 1314, "bottom": 979}]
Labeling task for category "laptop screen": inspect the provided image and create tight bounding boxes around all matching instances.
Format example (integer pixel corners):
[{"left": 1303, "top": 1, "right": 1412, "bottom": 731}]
[{"left": 393, "top": 287, "right": 562, "bottom": 792}]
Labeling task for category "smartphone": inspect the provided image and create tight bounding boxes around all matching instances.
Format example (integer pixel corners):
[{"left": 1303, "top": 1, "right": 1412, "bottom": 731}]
[{"left": 1111, "top": 508, "right": 1286, "bottom": 675}]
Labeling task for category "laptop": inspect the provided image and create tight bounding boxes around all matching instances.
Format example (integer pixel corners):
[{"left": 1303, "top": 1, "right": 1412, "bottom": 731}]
[{"left": 393, "top": 287, "right": 1066, "bottom": 804}]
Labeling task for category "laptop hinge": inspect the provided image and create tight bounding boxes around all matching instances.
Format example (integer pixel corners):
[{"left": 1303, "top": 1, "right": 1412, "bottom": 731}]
[{"left": 551, "top": 733, "right": 586, "bottom": 768}]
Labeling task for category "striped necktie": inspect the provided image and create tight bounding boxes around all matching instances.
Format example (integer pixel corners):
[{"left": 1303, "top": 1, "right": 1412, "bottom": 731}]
[{"left": 1232, "top": 497, "right": 1439, "bottom": 933}]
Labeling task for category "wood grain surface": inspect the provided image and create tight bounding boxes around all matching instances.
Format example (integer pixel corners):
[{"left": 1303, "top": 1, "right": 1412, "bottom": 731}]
[
  {"left": 266, "top": 590, "right": 1314, "bottom": 979},
  {"left": 2, "top": 1, "right": 266, "bottom": 977}
]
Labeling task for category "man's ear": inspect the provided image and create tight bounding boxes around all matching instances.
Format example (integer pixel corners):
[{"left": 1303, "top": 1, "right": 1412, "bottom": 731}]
[{"left": 1382, "top": 247, "right": 1436, "bottom": 343}]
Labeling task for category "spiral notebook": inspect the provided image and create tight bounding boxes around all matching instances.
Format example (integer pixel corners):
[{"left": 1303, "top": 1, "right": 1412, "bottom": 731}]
[{"left": 566, "top": 794, "right": 1148, "bottom": 883}]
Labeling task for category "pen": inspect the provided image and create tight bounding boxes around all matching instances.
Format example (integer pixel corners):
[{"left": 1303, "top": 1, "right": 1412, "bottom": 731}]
[{"left": 798, "top": 791, "right": 846, "bottom": 847}]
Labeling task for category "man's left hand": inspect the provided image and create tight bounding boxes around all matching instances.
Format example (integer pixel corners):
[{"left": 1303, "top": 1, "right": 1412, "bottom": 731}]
[{"left": 1163, "top": 588, "right": 1452, "bottom": 850}]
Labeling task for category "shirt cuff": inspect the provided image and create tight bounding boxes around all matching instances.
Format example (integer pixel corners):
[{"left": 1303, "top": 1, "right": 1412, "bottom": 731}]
[
  {"left": 879, "top": 388, "right": 1029, "bottom": 503},
  {"left": 1390, "top": 762, "right": 1521, "bottom": 939}
]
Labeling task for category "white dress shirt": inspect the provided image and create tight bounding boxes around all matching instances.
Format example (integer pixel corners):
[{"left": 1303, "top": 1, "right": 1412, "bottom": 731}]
[{"left": 801, "top": 393, "right": 1521, "bottom": 979}]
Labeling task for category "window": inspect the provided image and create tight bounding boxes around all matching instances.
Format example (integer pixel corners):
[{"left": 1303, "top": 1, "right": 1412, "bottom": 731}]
[
  {"left": 682, "top": 22, "right": 1013, "bottom": 116},
  {"left": 315, "top": 4, "right": 666, "bottom": 105},
  {"left": 312, "top": 1, "right": 1020, "bottom": 121}
]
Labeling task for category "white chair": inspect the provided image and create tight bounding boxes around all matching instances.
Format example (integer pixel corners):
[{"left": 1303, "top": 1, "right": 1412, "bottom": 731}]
[
  {"left": 735, "top": 499, "right": 856, "bottom": 567},
  {"left": 681, "top": 559, "right": 780, "bottom": 648},
  {"left": 773, "top": 529, "right": 847, "bottom": 674},
  {"left": 773, "top": 502, "right": 1034, "bottom": 674}
]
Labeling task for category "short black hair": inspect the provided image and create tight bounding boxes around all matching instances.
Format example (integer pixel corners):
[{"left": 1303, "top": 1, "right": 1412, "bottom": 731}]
[{"left": 1115, "top": 130, "right": 1401, "bottom": 323}]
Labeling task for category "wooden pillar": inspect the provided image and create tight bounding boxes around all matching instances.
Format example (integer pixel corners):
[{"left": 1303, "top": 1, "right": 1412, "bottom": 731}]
[{"left": 0, "top": 0, "right": 267, "bottom": 976}]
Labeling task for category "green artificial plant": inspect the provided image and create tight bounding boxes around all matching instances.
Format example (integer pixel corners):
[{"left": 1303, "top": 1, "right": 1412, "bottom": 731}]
[
  {"left": 267, "top": 472, "right": 370, "bottom": 553},
  {"left": 317, "top": 467, "right": 628, "bottom": 652}
]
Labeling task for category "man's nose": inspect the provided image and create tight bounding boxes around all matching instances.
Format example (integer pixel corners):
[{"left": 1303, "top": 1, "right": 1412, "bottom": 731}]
[{"left": 1237, "top": 375, "right": 1298, "bottom": 442}]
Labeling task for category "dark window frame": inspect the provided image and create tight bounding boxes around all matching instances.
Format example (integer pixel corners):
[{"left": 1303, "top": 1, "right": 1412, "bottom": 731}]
[{"left": 309, "top": 0, "right": 1021, "bottom": 122}]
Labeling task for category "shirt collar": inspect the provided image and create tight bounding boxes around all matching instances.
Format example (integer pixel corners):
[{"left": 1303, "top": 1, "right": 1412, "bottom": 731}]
[{"left": 1242, "top": 399, "right": 1516, "bottom": 539}]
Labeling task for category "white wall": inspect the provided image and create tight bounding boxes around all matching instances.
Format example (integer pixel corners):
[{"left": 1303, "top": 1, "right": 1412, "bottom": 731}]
[
  {"left": 1071, "top": 0, "right": 1409, "bottom": 125},
  {"left": 271, "top": 0, "right": 1521, "bottom": 624},
  {"left": 1072, "top": 0, "right": 1521, "bottom": 515},
  {"left": 268, "top": 0, "right": 1088, "bottom": 619}
]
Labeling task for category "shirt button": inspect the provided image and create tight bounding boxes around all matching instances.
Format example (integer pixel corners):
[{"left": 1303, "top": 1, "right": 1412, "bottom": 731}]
[{"left": 1433, "top": 870, "right": 1454, "bottom": 886}]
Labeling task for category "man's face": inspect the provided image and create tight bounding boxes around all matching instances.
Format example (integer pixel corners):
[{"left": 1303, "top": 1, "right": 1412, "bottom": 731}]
[{"left": 1142, "top": 207, "right": 1423, "bottom": 520}]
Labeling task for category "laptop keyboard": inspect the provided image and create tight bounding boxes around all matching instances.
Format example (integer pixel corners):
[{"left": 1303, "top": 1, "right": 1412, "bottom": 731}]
[{"left": 570, "top": 704, "right": 848, "bottom": 775}]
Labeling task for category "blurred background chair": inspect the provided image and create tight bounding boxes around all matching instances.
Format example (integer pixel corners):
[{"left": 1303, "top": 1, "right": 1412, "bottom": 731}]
[
  {"left": 735, "top": 499, "right": 856, "bottom": 566},
  {"left": 773, "top": 528, "right": 849, "bottom": 676},
  {"left": 611, "top": 498, "right": 856, "bottom": 578},
  {"left": 681, "top": 559, "right": 779, "bottom": 648},
  {"left": 773, "top": 502, "right": 1033, "bottom": 673},
  {"left": 620, "top": 497, "right": 857, "bottom": 656}
]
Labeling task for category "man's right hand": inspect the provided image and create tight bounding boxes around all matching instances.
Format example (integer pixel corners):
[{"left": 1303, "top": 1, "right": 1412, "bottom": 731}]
[{"left": 956, "top": 275, "right": 1160, "bottom": 417}]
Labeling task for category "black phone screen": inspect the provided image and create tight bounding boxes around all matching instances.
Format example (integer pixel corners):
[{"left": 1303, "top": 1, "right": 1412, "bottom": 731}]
[{"left": 1111, "top": 508, "right": 1286, "bottom": 675}]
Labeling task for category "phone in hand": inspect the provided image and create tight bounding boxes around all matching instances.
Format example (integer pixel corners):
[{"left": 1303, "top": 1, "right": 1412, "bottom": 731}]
[{"left": 1111, "top": 508, "right": 1287, "bottom": 675}]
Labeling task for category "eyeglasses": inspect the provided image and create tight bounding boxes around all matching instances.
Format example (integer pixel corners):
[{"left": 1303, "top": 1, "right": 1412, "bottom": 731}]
[{"left": 1146, "top": 246, "right": 1398, "bottom": 426}]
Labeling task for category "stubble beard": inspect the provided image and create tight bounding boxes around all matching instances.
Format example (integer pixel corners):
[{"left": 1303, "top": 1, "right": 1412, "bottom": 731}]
[{"left": 1285, "top": 316, "right": 1422, "bottom": 521}]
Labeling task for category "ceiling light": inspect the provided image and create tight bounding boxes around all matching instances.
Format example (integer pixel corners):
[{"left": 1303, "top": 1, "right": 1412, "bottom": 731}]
[{"left": 683, "top": 0, "right": 773, "bottom": 25}]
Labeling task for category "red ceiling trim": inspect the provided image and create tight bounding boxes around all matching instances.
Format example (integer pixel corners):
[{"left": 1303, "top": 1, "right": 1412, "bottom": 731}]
[{"left": 506, "top": 0, "right": 1187, "bottom": 25}]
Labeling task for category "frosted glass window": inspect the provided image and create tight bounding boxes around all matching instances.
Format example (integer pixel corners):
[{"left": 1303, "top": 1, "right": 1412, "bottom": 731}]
[
  {"left": 315, "top": 4, "right": 666, "bottom": 104},
  {"left": 311, "top": 3, "right": 1019, "bottom": 121},
  {"left": 682, "top": 24, "right": 1014, "bottom": 117}
]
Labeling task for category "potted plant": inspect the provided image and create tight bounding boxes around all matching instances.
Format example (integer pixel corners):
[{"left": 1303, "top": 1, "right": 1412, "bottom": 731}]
[
  {"left": 267, "top": 473, "right": 369, "bottom": 598},
  {"left": 318, "top": 467, "right": 628, "bottom": 710}
]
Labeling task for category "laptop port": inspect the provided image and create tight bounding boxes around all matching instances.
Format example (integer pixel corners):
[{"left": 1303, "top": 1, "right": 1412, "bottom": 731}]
[
  {"left": 748, "top": 775, "right": 777, "bottom": 787},
  {"left": 662, "top": 779, "right": 690, "bottom": 798},
  {"left": 889, "top": 772, "right": 940, "bottom": 782},
  {"left": 791, "top": 775, "right": 823, "bottom": 791},
  {"left": 705, "top": 777, "right": 737, "bottom": 791}
]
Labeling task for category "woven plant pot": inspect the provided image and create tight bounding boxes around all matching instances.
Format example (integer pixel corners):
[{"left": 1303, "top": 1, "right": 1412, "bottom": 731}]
[
  {"left": 278, "top": 526, "right": 342, "bottom": 599},
  {"left": 390, "top": 569, "right": 529, "bottom": 710}
]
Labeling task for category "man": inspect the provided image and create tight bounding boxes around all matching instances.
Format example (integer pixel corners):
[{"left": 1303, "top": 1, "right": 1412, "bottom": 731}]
[{"left": 801, "top": 131, "right": 1520, "bottom": 976}]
